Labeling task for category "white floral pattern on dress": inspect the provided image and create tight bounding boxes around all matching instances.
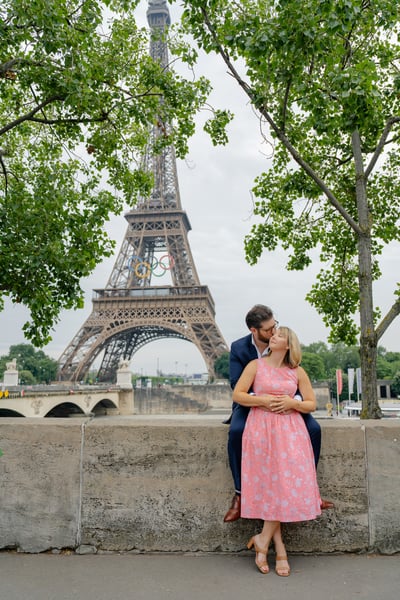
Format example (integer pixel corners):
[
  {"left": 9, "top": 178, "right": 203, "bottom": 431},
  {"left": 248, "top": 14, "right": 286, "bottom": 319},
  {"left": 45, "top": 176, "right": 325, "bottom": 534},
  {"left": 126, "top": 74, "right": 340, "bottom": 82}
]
[{"left": 241, "top": 360, "right": 321, "bottom": 522}]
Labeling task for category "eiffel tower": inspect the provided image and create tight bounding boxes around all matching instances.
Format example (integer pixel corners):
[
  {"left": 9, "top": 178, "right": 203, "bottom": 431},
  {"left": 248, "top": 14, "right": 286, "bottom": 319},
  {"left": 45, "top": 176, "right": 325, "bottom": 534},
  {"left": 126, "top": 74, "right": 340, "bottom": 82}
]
[{"left": 57, "top": 0, "right": 227, "bottom": 383}]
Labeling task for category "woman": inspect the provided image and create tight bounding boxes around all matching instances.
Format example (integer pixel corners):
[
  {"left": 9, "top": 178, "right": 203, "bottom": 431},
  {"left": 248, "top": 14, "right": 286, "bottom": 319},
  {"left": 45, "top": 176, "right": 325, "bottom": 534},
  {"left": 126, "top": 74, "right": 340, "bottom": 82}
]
[{"left": 232, "top": 327, "right": 321, "bottom": 576}]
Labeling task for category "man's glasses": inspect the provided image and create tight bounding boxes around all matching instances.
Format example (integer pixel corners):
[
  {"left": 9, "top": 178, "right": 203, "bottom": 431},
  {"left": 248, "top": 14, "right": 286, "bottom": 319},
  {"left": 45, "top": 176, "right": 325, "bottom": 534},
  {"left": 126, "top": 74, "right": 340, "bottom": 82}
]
[{"left": 259, "top": 321, "right": 279, "bottom": 334}]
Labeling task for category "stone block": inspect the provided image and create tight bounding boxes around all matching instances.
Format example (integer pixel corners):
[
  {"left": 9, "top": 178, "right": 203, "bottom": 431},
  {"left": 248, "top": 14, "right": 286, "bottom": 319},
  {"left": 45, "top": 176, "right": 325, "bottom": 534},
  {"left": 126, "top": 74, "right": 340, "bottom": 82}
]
[
  {"left": 365, "top": 421, "right": 400, "bottom": 553},
  {"left": 0, "top": 419, "right": 83, "bottom": 552}
]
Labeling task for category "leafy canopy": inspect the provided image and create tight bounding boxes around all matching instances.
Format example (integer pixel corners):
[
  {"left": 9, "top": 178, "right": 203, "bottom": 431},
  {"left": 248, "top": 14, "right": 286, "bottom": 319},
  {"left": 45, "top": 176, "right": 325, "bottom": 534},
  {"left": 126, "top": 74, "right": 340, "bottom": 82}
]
[
  {"left": 214, "top": 351, "right": 230, "bottom": 379},
  {"left": 0, "top": 0, "right": 229, "bottom": 345},
  {"left": 180, "top": 0, "right": 400, "bottom": 345}
]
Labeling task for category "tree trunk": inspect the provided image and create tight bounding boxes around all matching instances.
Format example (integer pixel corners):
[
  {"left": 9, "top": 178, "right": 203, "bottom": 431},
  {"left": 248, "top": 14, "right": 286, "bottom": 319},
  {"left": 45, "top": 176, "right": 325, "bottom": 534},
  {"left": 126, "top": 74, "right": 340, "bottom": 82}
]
[{"left": 352, "top": 131, "right": 382, "bottom": 419}]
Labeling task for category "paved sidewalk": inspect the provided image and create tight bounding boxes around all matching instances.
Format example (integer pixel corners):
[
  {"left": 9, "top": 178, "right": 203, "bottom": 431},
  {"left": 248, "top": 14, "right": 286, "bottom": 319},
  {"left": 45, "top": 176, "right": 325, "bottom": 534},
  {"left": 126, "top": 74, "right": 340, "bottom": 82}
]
[{"left": 0, "top": 552, "right": 399, "bottom": 600}]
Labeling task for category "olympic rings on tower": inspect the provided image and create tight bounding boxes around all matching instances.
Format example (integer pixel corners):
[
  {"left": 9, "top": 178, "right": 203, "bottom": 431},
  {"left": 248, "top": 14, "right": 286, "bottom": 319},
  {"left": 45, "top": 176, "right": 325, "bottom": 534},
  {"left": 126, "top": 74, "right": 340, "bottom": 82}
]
[{"left": 127, "top": 254, "right": 175, "bottom": 279}]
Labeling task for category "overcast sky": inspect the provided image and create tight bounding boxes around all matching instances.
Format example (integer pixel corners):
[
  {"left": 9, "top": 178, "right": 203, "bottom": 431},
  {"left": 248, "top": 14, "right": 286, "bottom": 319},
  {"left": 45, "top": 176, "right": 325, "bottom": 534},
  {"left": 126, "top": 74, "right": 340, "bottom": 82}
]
[{"left": 0, "top": 1, "right": 399, "bottom": 376}]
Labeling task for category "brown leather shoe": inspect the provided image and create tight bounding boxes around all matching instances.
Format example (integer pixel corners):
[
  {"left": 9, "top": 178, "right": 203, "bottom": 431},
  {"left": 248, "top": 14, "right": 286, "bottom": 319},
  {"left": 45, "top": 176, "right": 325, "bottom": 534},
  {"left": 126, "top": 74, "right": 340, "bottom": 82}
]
[
  {"left": 321, "top": 498, "right": 335, "bottom": 510},
  {"left": 223, "top": 493, "right": 241, "bottom": 522}
]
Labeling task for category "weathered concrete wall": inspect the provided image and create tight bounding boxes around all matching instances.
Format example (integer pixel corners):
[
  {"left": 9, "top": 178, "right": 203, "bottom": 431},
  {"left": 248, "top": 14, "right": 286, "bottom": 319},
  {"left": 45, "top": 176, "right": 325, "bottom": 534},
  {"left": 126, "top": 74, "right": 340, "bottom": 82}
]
[
  {"left": 133, "top": 387, "right": 210, "bottom": 414},
  {"left": 0, "top": 419, "right": 81, "bottom": 552},
  {"left": 0, "top": 418, "right": 399, "bottom": 554}
]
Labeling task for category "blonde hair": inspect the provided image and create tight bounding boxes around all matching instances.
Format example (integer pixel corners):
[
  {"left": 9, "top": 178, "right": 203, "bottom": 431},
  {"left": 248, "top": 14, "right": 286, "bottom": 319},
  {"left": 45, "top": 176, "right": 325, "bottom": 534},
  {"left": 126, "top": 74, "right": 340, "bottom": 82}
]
[{"left": 277, "top": 326, "right": 302, "bottom": 367}]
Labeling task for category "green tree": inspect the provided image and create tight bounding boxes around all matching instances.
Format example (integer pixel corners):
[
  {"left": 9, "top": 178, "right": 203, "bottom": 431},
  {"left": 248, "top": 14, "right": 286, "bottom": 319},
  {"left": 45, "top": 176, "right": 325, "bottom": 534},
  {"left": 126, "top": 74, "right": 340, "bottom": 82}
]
[
  {"left": 181, "top": 0, "right": 400, "bottom": 417},
  {"left": 323, "top": 343, "right": 361, "bottom": 377},
  {"left": 0, "top": 0, "right": 228, "bottom": 346},
  {"left": 376, "top": 356, "right": 395, "bottom": 379},
  {"left": 214, "top": 351, "right": 230, "bottom": 380},
  {"left": 377, "top": 348, "right": 400, "bottom": 378},
  {"left": 302, "top": 341, "right": 330, "bottom": 356},
  {"left": 391, "top": 372, "right": 400, "bottom": 397},
  {"left": 300, "top": 351, "right": 326, "bottom": 381},
  {"left": 383, "top": 351, "right": 400, "bottom": 365},
  {"left": 18, "top": 370, "right": 36, "bottom": 386},
  {"left": 0, "top": 343, "right": 58, "bottom": 383}
]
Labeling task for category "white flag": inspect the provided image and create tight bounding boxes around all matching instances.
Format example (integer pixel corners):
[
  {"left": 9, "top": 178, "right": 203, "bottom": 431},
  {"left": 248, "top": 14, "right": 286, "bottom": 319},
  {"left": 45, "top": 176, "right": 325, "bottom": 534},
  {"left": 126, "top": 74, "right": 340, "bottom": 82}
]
[
  {"left": 356, "top": 367, "right": 362, "bottom": 395},
  {"left": 348, "top": 368, "right": 355, "bottom": 395}
]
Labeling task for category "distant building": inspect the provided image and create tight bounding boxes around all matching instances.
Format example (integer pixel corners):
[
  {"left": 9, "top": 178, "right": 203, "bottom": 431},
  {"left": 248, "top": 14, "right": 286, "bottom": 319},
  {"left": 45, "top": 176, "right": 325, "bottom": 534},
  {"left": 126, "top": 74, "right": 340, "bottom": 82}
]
[{"left": 186, "top": 373, "right": 209, "bottom": 385}]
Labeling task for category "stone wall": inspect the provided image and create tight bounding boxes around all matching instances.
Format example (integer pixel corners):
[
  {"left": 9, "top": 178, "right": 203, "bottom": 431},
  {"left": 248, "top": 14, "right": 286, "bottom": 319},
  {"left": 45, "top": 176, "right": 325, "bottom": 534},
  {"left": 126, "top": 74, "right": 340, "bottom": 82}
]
[
  {"left": 133, "top": 386, "right": 209, "bottom": 414},
  {"left": 0, "top": 417, "right": 399, "bottom": 554}
]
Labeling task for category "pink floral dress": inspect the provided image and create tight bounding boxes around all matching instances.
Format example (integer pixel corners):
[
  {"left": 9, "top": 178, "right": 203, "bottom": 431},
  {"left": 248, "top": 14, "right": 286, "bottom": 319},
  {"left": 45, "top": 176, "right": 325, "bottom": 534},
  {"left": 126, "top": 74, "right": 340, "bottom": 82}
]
[{"left": 241, "top": 360, "right": 321, "bottom": 522}]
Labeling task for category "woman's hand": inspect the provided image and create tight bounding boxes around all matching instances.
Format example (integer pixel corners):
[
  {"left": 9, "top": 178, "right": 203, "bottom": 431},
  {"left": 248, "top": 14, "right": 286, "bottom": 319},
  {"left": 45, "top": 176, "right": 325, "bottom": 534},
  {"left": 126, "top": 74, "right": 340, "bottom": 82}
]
[
  {"left": 269, "top": 395, "right": 295, "bottom": 414},
  {"left": 258, "top": 395, "right": 273, "bottom": 412}
]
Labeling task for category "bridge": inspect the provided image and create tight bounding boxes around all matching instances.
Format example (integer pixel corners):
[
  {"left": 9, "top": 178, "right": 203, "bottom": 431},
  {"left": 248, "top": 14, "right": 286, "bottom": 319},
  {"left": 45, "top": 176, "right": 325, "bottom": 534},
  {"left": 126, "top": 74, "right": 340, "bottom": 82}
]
[{"left": 0, "top": 386, "right": 133, "bottom": 418}]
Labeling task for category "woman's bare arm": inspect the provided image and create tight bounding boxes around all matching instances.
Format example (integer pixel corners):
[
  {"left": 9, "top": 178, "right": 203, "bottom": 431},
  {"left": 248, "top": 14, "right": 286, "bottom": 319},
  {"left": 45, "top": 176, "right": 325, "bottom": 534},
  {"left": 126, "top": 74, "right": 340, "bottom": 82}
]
[{"left": 232, "top": 360, "right": 272, "bottom": 409}]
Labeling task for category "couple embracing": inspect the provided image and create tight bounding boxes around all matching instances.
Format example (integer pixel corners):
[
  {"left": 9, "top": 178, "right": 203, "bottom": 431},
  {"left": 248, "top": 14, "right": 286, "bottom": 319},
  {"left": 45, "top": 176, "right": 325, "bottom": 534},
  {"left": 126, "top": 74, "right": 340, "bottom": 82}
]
[{"left": 224, "top": 305, "right": 334, "bottom": 576}]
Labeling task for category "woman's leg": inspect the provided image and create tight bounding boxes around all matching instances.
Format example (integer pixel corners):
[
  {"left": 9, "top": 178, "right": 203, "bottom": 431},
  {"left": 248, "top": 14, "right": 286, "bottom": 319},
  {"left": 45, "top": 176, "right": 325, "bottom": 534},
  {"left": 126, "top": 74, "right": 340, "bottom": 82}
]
[
  {"left": 250, "top": 520, "right": 280, "bottom": 573},
  {"left": 271, "top": 524, "right": 290, "bottom": 576},
  {"left": 259, "top": 520, "right": 280, "bottom": 546},
  {"left": 272, "top": 523, "right": 286, "bottom": 556}
]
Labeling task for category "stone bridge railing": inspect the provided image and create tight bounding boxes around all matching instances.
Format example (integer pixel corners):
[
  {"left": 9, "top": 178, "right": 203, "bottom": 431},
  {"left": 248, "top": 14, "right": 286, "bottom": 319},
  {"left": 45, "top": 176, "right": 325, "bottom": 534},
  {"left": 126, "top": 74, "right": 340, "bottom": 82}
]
[{"left": 0, "top": 385, "right": 136, "bottom": 418}]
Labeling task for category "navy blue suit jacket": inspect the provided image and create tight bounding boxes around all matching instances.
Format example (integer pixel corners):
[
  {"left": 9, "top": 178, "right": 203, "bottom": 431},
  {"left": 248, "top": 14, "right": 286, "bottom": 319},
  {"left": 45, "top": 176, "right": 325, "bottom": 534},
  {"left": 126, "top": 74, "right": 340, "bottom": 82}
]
[{"left": 229, "top": 333, "right": 258, "bottom": 391}]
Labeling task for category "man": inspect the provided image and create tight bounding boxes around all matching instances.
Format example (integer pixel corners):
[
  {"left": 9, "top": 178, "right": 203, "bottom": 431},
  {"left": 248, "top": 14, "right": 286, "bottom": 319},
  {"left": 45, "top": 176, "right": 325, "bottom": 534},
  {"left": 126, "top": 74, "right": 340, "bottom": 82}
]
[{"left": 224, "top": 304, "right": 334, "bottom": 522}]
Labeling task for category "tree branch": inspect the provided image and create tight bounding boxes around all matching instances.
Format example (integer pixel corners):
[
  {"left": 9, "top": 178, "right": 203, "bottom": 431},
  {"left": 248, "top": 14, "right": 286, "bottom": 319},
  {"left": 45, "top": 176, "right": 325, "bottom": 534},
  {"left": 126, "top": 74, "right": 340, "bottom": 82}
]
[
  {"left": 199, "top": 7, "right": 362, "bottom": 236},
  {"left": 0, "top": 95, "right": 64, "bottom": 137},
  {"left": 365, "top": 116, "right": 400, "bottom": 179},
  {"left": 280, "top": 78, "right": 291, "bottom": 133},
  {"left": 376, "top": 295, "right": 400, "bottom": 341},
  {"left": 199, "top": 8, "right": 253, "bottom": 97},
  {"left": 0, "top": 151, "right": 8, "bottom": 195},
  {"left": 0, "top": 58, "right": 21, "bottom": 75},
  {"left": 29, "top": 114, "right": 108, "bottom": 126},
  {"left": 260, "top": 105, "right": 361, "bottom": 234}
]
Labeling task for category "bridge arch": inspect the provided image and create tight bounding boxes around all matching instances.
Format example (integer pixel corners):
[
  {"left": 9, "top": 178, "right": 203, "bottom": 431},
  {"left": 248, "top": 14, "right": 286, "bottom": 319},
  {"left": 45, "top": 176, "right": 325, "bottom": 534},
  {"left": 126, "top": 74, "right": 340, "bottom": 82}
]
[{"left": 0, "top": 409, "right": 24, "bottom": 417}]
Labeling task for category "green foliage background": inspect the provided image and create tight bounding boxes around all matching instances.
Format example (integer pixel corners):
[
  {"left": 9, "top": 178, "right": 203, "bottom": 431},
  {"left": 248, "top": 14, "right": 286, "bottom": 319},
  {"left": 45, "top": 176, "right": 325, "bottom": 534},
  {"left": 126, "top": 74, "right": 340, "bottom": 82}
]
[{"left": 0, "top": 0, "right": 230, "bottom": 345}]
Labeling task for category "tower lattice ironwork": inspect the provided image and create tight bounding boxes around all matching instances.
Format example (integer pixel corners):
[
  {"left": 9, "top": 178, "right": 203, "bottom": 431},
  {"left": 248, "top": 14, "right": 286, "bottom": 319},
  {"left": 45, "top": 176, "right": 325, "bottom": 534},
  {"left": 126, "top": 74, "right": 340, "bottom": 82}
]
[{"left": 57, "top": 0, "right": 227, "bottom": 383}]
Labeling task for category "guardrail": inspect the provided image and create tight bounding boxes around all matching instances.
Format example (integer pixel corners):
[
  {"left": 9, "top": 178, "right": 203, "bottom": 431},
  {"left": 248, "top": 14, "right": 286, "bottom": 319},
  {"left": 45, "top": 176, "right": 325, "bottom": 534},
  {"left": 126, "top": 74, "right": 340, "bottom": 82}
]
[{"left": 342, "top": 401, "right": 400, "bottom": 417}]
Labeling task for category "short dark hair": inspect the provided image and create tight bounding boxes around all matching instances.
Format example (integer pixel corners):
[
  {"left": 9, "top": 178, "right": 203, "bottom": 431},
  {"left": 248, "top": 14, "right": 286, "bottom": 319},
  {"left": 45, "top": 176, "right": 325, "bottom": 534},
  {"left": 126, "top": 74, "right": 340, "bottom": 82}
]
[{"left": 245, "top": 304, "right": 274, "bottom": 329}]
